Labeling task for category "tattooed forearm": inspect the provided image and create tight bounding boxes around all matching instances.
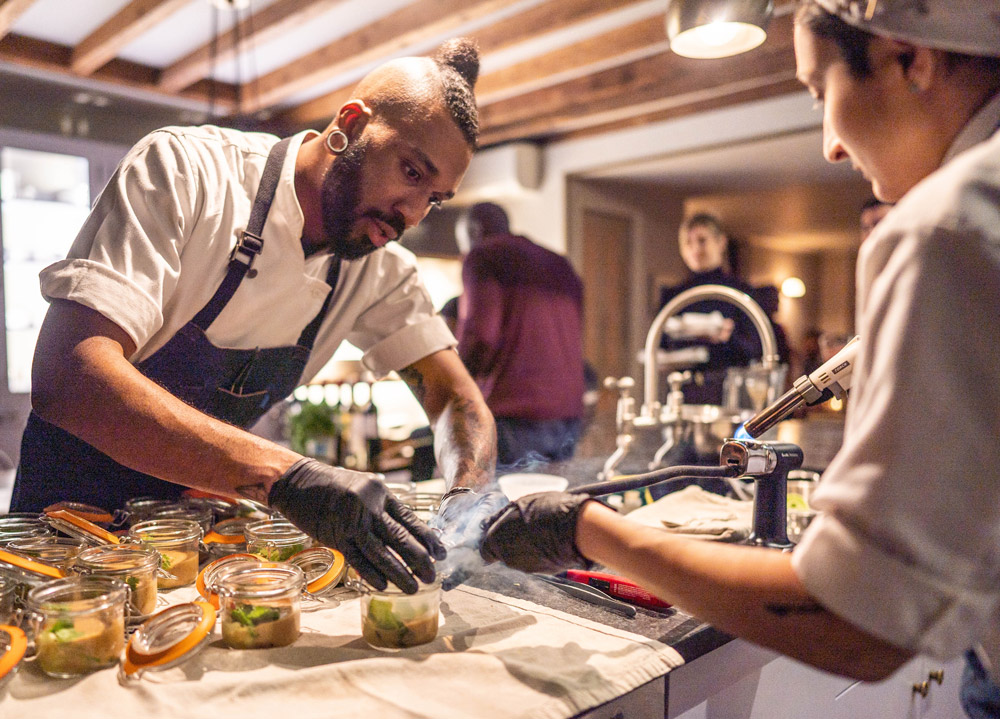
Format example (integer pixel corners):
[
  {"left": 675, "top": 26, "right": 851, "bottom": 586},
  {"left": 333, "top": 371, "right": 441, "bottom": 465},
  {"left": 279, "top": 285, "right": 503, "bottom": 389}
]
[
  {"left": 434, "top": 394, "right": 496, "bottom": 490},
  {"left": 236, "top": 482, "right": 269, "bottom": 503},
  {"left": 765, "top": 602, "right": 828, "bottom": 618}
]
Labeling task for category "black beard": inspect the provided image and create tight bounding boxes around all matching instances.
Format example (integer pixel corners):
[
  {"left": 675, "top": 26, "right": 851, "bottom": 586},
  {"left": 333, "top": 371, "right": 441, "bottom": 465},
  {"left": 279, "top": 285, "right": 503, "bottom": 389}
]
[{"left": 319, "top": 138, "right": 406, "bottom": 260}]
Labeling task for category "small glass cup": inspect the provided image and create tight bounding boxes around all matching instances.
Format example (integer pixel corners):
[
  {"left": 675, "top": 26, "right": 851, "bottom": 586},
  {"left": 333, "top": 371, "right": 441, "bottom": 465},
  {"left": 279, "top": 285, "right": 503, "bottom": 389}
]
[
  {"left": 128, "top": 519, "right": 202, "bottom": 589},
  {"left": 244, "top": 519, "right": 311, "bottom": 562},
  {"left": 360, "top": 579, "right": 441, "bottom": 649},
  {"left": 75, "top": 544, "right": 161, "bottom": 617},
  {"left": 26, "top": 575, "right": 127, "bottom": 677},
  {"left": 6, "top": 537, "right": 85, "bottom": 572},
  {"left": 217, "top": 565, "right": 305, "bottom": 649}
]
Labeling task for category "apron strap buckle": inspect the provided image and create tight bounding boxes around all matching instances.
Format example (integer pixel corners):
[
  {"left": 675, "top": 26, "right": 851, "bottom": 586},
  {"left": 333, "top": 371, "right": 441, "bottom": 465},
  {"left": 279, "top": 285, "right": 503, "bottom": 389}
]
[{"left": 230, "top": 231, "right": 264, "bottom": 269}]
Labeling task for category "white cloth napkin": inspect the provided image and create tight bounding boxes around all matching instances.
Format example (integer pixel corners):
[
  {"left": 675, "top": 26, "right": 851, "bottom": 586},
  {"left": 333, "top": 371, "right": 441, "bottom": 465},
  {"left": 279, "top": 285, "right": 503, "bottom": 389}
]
[{"left": 625, "top": 485, "right": 754, "bottom": 541}]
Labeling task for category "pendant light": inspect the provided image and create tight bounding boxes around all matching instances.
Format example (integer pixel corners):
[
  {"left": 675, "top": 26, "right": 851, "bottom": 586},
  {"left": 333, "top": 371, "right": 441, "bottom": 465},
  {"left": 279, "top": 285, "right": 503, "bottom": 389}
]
[{"left": 665, "top": 0, "right": 774, "bottom": 59}]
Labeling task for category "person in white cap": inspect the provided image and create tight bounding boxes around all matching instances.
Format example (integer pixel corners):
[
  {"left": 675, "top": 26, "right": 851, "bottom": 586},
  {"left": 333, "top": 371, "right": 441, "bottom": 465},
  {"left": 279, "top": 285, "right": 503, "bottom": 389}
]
[{"left": 477, "top": 2, "right": 1000, "bottom": 715}]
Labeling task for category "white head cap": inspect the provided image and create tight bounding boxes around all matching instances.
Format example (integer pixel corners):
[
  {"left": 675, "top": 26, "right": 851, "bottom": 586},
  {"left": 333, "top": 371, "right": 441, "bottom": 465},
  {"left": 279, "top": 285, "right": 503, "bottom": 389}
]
[{"left": 815, "top": 0, "right": 1000, "bottom": 57}]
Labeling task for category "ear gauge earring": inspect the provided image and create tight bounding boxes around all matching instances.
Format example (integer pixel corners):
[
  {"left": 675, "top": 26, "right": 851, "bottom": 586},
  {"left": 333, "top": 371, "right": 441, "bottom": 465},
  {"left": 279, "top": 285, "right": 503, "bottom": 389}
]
[{"left": 325, "top": 129, "right": 349, "bottom": 155}]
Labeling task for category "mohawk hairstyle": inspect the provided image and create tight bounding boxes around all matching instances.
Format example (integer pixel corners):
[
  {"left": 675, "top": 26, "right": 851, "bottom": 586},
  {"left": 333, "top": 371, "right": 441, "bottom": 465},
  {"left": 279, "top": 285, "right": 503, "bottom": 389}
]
[{"left": 434, "top": 37, "right": 480, "bottom": 148}]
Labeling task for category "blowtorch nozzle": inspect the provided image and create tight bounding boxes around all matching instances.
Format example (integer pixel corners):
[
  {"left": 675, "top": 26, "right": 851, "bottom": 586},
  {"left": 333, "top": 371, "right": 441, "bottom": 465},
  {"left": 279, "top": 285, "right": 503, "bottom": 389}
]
[{"left": 743, "top": 335, "right": 861, "bottom": 438}]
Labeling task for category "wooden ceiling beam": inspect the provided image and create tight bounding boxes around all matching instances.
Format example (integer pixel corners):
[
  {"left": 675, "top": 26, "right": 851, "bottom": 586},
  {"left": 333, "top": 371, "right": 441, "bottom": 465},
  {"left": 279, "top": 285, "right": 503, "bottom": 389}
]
[
  {"left": 478, "top": 14, "right": 796, "bottom": 146},
  {"left": 272, "top": 0, "right": 659, "bottom": 130},
  {"left": 71, "top": 0, "right": 193, "bottom": 77},
  {"left": 471, "top": 0, "right": 652, "bottom": 54},
  {"left": 0, "top": 33, "right": 236, "bottom": 110},
  {"left": 158, "top": 0, "right": 348, "bottom": 93},
  {"left": 476, "top": 16, "right": 669, "bottom": 105},
  {"left": 241, "top": 0, "right": 515, "bottom": 114},
  {"left": 0, "top": 0, "right": 36, "bottom": 38}
]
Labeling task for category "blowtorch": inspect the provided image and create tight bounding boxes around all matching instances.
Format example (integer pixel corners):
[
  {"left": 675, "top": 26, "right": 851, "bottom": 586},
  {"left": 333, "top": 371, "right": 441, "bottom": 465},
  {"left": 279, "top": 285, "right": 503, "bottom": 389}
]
[{"left": 741, "top": 335, "right": 860, "bottom": 439}]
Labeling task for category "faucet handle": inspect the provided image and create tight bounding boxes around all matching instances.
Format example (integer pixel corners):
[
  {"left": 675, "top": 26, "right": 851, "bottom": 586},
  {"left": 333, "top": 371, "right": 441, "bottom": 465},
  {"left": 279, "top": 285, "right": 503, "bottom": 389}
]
[{"left": 603, "top": 376, "right": 635, "bottom": 394}]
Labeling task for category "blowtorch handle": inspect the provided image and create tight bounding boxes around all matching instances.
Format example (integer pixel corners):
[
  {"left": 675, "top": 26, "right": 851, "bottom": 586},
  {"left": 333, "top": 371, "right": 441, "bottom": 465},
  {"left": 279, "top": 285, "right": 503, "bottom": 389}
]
[{"left": 572, "top": 465, "right": 738, "bottom": 497}]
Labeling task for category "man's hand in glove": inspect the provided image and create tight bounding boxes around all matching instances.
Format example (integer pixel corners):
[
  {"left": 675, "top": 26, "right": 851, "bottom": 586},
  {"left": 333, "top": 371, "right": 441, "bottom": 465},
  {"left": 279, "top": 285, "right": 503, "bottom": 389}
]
[
  {"left": 269, "top": 458, "right": 446, "bottom": 594},
  {"left": 479, "top": 491, "right": 596, "bottom": 574},
  {"left": 430, "top": 486, "right": 508, "bottom": 590}
]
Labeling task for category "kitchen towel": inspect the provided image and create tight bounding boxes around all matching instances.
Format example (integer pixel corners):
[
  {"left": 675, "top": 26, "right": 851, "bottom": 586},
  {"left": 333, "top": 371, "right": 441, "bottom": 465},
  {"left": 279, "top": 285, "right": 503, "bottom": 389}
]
[
  {"left": 626, "top": 484, "right": 754, "bottom": 541},
  {"left": 7, "top": 584, "right": 684, "bottom": 719}
]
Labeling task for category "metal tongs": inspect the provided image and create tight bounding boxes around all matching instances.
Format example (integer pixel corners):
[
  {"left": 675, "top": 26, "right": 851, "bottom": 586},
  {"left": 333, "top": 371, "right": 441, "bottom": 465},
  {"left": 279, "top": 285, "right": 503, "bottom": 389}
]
[{"left": 535, "top": 574, "right": 637, "bottom": 618}]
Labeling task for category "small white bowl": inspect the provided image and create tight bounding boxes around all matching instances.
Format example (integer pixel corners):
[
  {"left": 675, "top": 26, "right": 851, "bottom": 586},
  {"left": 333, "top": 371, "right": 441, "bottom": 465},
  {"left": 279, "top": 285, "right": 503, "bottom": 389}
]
[{"left": 497, "top": 473, "right": 569, "bottom": 501}]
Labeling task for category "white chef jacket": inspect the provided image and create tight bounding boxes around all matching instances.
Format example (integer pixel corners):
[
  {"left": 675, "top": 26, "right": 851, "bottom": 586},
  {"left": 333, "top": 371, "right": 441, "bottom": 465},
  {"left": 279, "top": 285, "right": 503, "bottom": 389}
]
[
  {"left": 793, "top": 93, "right": 1000, "bottom": 670},
  {"left": 39, "top": 125, "right": 455, "bottom": 381}
]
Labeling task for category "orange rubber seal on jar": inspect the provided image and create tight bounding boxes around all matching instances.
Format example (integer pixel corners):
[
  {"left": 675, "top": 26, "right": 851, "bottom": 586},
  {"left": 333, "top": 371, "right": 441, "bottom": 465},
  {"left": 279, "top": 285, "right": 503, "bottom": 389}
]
[
  {"left": 289, "top": 547, "right": 347, "bottom": 594},
  {"left": 0, "top": 548, "right": 64, "bottom": 579},
  {"left": 0, "top": 625, "right": 27, "bottom": 679},
  {"left": 43, "top": 501, "right": 113, "bottom": 525},
  {"left": 44, "top": 509, "right": 120, "bottom": 545},
  {"left": 203, "top": 517, "right": 249, "bottom": 545},
  {"left": 196, "top": 553, "right": 260, "bottom": 609},
  {"left": 121, "top": 601, "right": 216, "bottom": 676}
]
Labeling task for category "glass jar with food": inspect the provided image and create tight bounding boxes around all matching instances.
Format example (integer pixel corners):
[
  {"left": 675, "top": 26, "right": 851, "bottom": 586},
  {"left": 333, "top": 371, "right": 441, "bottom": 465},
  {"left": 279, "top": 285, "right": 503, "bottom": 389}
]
[
  {"left": 244, "top": 519, "right": 312, "bottom": 562},
  {"left": 360, "top": 578, "right": 441, "bottom": 649},
  {"left": 218, "top": 564, "right": 305, "bottom": 649},
  {"left": 0, "top": 547, "right": 65, "bottom": 613},
  {"left": 196, "top": 553, "right": 263, "bottom": 609},
  {"left": 26, "top": 575, "right": 127, "bottom": 677},
  {"left": 6, "top": 537, "right": 85, "bottom": 572},
  {"left": 75, "top": 544, "right": 161, "bottom": 617},
  {"left": 128, "top": 519, "right": 202, "bottom": 590},
  {"left": 202, "top": 517, "right": 254, "bottom": 560}
]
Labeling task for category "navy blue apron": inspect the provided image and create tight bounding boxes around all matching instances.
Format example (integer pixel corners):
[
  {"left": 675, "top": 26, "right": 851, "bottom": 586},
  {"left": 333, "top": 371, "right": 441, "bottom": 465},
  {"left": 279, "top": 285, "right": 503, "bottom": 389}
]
[{"left": 11, "top": 138, "right": 342, "bottom": 513}]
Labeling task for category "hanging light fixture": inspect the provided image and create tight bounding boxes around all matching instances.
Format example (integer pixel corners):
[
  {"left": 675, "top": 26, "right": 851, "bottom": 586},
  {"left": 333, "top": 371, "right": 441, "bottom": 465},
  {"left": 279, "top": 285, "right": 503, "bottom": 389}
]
[{"left": 665, "top": 0, "right": 774, "bottom": 59}]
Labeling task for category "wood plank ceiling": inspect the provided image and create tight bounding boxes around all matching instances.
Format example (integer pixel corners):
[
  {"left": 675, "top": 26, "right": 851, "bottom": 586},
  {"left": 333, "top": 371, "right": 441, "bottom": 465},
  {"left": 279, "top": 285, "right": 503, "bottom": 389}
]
[{"left": 0, "top": 0, "right": 801, "bottom": 149}]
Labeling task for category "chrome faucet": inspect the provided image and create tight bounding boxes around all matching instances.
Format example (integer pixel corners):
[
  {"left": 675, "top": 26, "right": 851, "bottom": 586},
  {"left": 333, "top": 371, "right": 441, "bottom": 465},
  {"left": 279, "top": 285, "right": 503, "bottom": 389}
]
[
  {"left": 640, "top": 284, "right": 780, "bottom": 423},
  {"left": 598, "top": 284, "right": 781, "bottom": 481}
]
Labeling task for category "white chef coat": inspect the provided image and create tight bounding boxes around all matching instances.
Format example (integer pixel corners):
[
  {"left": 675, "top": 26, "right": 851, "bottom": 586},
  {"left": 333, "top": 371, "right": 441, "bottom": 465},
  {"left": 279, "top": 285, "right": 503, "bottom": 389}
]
[
  {"left": 793, "top": 94, "right": 1000, "bottom": 669},
  {"left": 39, "top": 125, "right": 455, "bottom": 381}
]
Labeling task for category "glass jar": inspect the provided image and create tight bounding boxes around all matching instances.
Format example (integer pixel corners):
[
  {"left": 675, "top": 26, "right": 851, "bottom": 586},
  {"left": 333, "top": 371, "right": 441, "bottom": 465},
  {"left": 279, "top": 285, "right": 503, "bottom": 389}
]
[
  {"left": 128, "top": 519, "right": 202, "bottom": 589},
  {"left": 0, "top": 624, "right": 27, "bottom": 694},
  {"left": 148, "top": 504, "right": 214, "bottom": 536},
  {"left": 202, "top": 517, "right": 252, "bottom": 560},
  {"left": 75, "top": 545, "right": 161, "bottom": 617},
  {"left": 0, "top": 515, "right": 52, "bottom": 546},
  {"left": 119, "top": 601, "right": 216, "bottom": 683},
  {"left": 218, "top": 565, "right": 305, "bottom": 649},
  {"left": 43, "top": 508, "right": 121, "bottom": 546},
  {"left": 6, "top": 537, "right": 85, "bottom": 572},
  {"left": 244, "top": 519, "right": 311, "bottom": 562},
  {"left": 196, "top": 553, "right": 263, "bottom": 609},
  {"left": 360, "top": 578, "right": 441, "bottom": 649},
  {"left": 26, "top": 575, "right": 127, "bottom": 677},
  {"left": 0, "top": 578, "right": 16, "bottom": 624},
  {"left": 287, "top": 547, "right": 347, "bottom": 599},
  {"left": 0, "top": 547, "right": 65, "bottom": 612},
  {"left": 123, "top": 497, "right": 175, "bottom": 526},
  {"left": 42, "top": 501, "right": 114, "bottom": 526}
]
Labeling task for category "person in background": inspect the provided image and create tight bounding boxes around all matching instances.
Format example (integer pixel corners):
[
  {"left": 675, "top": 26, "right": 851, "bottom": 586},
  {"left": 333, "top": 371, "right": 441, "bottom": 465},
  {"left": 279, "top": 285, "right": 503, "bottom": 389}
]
[
  {"left": 659, "top": 212, "right": 787, "bottom": 405},
  {"left": 454, "top": 202, "right": 585, "bottom": 470},
  {"left": 10, "top": 39, "right": 498, "bottom": 595},
  {"left": 479, "top": 4, "right": 1000, "bottom": 717}
]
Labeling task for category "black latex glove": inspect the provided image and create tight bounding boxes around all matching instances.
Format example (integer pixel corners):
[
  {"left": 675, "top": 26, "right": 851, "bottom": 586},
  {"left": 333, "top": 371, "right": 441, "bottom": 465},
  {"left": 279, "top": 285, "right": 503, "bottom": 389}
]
[
  {"left": 479, "top": 491, "right": 596, "bottom": 574},
  {"left": 269, "top": 458, "right": 446, "bottom": 594},
  {"left": 431, "top": 487, "right": 508, "bottom": 590}
]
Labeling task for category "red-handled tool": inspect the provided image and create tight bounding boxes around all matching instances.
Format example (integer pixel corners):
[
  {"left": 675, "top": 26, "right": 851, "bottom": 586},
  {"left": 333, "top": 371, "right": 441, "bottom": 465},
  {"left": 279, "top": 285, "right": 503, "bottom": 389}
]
[{"left": 562, "top": 569, "right": 672, "bottom": 610}]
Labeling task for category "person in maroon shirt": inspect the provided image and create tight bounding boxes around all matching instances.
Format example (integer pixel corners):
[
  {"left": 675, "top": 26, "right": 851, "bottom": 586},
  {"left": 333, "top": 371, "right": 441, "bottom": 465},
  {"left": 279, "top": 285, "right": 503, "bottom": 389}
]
[{"left": 455, "top": 202, "right": 585, "bottom": 469}]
